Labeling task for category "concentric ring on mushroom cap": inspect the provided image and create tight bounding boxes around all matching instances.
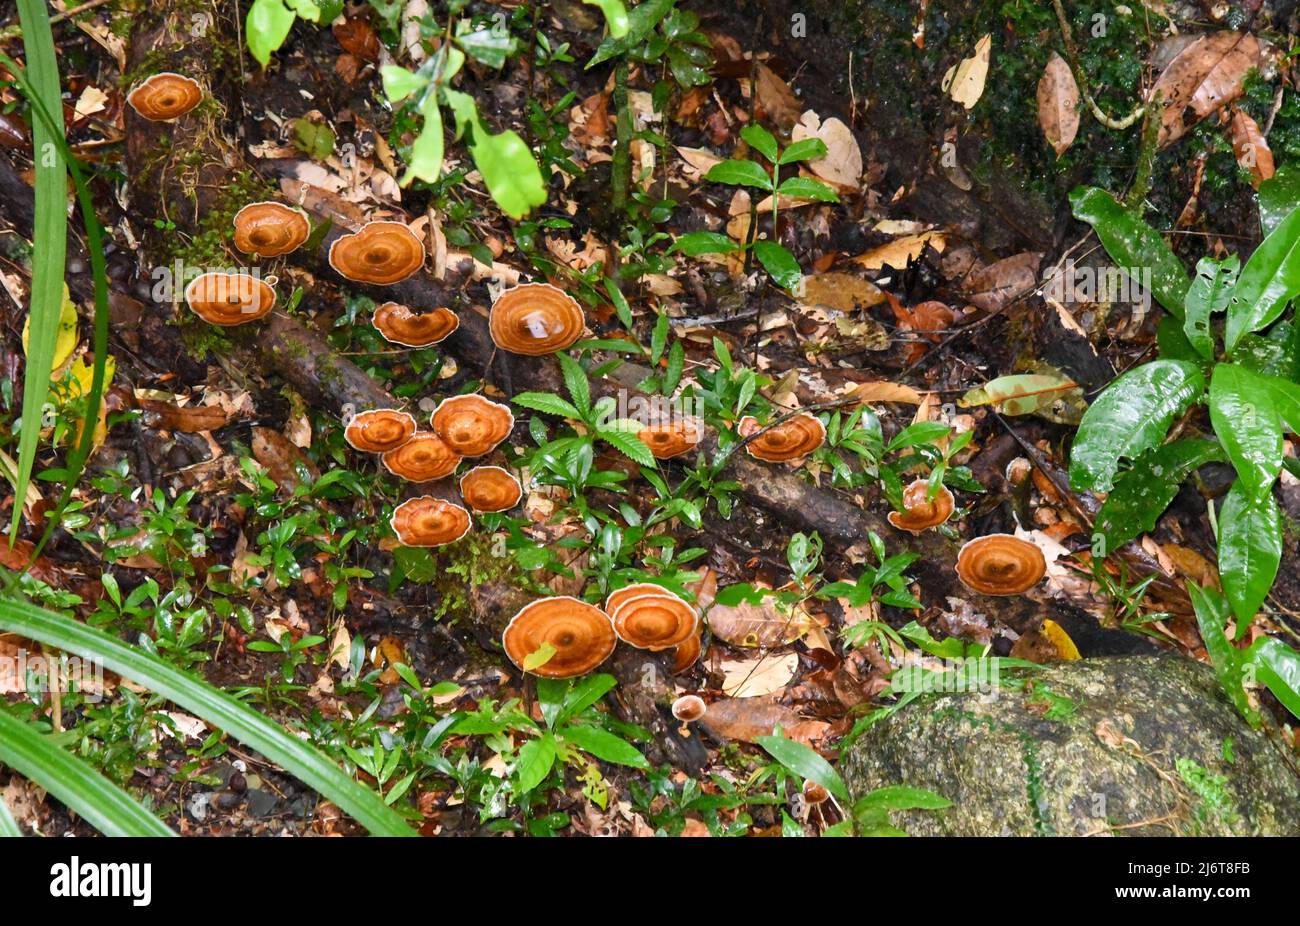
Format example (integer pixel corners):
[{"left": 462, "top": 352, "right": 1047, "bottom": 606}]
[
  {"left": 183, "top": 271, "right": 275, "bottom": 326},
  {"left": 610, "top": 593, "right": 698, "bottom": 651},
  {"left": 502, "top": 596, "right": 617, "bottom": 679},
  {"left": 488, "top": 282, "right": 585, "bottom": 355},
  {"left": 887, "top": 478, "right": 955, "bottom": 534},
  {"left": 670, "top": 632, "right": 702, "bottom": 674},
  {"left": 232, "top": 201, "right": 311, "bottom": 257},
  {"left": 737, "top": 413, "right": 826, "bottom": 462},
  {"left": 381, "top": 431, "right": 461, "bottom": 481},
  {"left": 328, "top": 220, "right": 425, "bottom": 285},
  {"left": 637, "top": 419, "right": 703, "bottom": 460},
  {"left": 344, "top": 408, "right": 416, "bottom": 453},
  {"left": 390, "top": 496, "right": 472, "bottom": 547},
  {"left": 371, "top": 303, "right": 459, "bottom": 347},
  {"left": 430, "top": 394, "right": 514, "bottom": 457},
  {"left": 604, "top": 582, "right": 682, "bottom": 615},
  {"left": 126, "top": 72, "right": 203, "bottom": 121},
  {"left": 955, "top": 533, "right": 1046, "bottom": 596},
  {"left": 459, "top": 465, "right": 523, "bottom": 512}
]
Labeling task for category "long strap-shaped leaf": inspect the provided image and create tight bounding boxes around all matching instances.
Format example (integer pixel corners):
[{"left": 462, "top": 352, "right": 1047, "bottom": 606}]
[
  {"left": 0, "top": 707, "right": 174, "bottom": 836},
  {"left": 0, "top": 597, "right": 416, "bottom": 836},
  {"left": 0, "top": 791, "right": 22, "bottom": 837}
]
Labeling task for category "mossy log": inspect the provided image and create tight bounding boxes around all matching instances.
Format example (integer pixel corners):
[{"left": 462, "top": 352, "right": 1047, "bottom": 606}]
[{"left": 841, "top": 654, "right": 1300, "bottom": 836}]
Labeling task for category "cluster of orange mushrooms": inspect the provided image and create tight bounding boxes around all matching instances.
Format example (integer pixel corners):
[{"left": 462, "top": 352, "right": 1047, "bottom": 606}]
[{"left": 138, "top": 60, "right": 1049, "bottom": 682}]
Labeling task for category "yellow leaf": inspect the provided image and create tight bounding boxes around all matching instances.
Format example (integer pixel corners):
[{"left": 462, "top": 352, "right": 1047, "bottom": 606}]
[
  {"left": 63, "top": 353, "right": 116, "bottom": 452},
  {"left": 22, "top": 285, "right": 79, "bottom": 374},
  {"left": 1039, "top": 620, "right": 1081, "bottom": 661},
  {"left": 942, "top": 33, "right": 992, "bottom": 110},
  {"left": 523, "top": 642, "right": 557, "bottom": 672}
]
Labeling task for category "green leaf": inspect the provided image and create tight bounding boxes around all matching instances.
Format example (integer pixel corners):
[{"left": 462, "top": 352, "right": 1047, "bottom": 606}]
[
  {"left": 442, "top": 89, "right": 546, "bottom": 219},
  {"left": 0, "top": 707, "right": 174, "bottom": 836},
  {"left": 755, "top": 729, "right": 849, "bottom": 802},
  {"left": 556, "top": 352, "right": 591, "bottom": 417},
  {"left": 246, "top": 0, "right": 296, "bottom": 68},
  {"left": 401, "top": 96, "right": 444, "bottom": 186},
  {"left": 599, "top": 427, "right": 657, "bottom": 467},
  {"left": 583, "top": 0, "right": 630, "bottom": 37},
  {"left": 561, "top": 724, "right": 649, "bottom": 768},
  {"left": 1225, "top": 204, "right": 1300, "bottom": 353},
  {"left": 283, "top": 0, "right": 323, "bottom": 20},
  {"left": 1217, "top": 481, "right": 1282, "bottom": 624},
  {"left": 740, "top": 124, "right": 779, "bottom": 163},
  {"left": 587, "top": 0, "right": 675, "bottom": 67},
  {"left": 669, "top": 231, "right": 738, "bottom": 256},
  {"left": 11, "top": 0, "right": 67, "bottom": 542},
  {"left": 1094, "top": 439, "right": 1225, "bottom": 553},
  {"left": 0, "top": 793, "right": 19, "bottom": 837},
  {"left": 852, "top": 785, "right": 952, "bottom": 815},
  {"left": 704, "top": 158, "right": 773, "bottom": 190},
  {"left": 775, "top": 176, "right": 840, "bottom": 202},
  {"left": 1258, "top": 163, "right": 1300, "bottom": 237},
  {"left": 381, "top": 65, "right": 429, "bottom": 105},
  {"left": 959, "top": 373, "right": 1081, "bottom": 417},
  {"left": 1208, "top": 363, "right": 1282, "bottom": 495},
  {"left": 779, "top": 137, "right": 829, "bottom": 165},
  {"left": 1187, "top": 582, "right": 1259, "bottom": 725},
  {"left": 1251, "top": 638, "right": 1300, "bottom": 720},
  {"left": 555, "top": 673, "right": 618, "bottom": 726},
  {"left": 455, "top": 24, "right": 516, "bottom": 69},
  {"left": 752, "top": 239, "right": 802, "bottom": 292},
  {"left": 1183, "top": 255, "right": 1239, "bottom": 360},
  {"left": 523, "top": 641, "right": 557, "bottom": 671},
  {"left": 1068, "top": 359, "right": 1205, "bottom": 493},
  {"left": 1069, "top": 186, "right": 1191, "bottom": 318},
  {"left": 512, "top": 392, "right": 583, "bottom": 420},
  {"left": 512, "top": 734, "right": 557, "bottom": 794},
  {"left": 604, "top": 278, "right": 634, "bottom": 330},
  {"left": 0, "top": 597, "right": 414, "bottom": 836}
]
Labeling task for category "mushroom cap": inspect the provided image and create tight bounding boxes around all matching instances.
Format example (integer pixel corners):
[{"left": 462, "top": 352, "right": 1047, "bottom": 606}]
[
  {"left": 459, "top": 465, "right": 523, "bottom": 512},
  {"left": 430, "top": 394, "right": 514, "bottom": 457},
  {"left": 390, "top": 496, "right": 472, "bottom": 547},
  {"left": 183, "top": 271, "right": 275, "bottom": 326},
  {"left": 381, "top": 432, "right": 461, "bottom": 481},
  {"left": 609, "top": 593, "right": 698, "bottom": 651},
  {"left": 232, "top": 201, "right": 310, "bottom": 257},
  {"left": 887, "top": 478, "right": 955, "bottom": 533},
  {"left": 488, "top": 282, "right": 585, "bottom": 355},
  {"left": 371, "top": 303, "right": 459, "bottom": 347},
  {"left": 126, "top": 72, "right": 203, "bottom": 121},
  {"left": 671, "top": 694, "right": 707, "bottom": 723},
  {"left": 738, "top": 413, "right": 826, "bottom": 462},
  {"left": 670, "top": 632, "right": 702, "bottom": 675},
  {"left": 604, "top": 582, "right": 679, "bottom": 615},
  {"left": 955, "top": 533, "right": 1046, "bottom": 596},
  {"left": 802, "top": 780, "right": 830, "bottom": 805},
  {"left": 637, "top": 418, "right": 703, "bottom": 460},
  {"left": 502, "top": 596, "right": 617, "bottom": 678},
  {"left": 328, "top": 221, "right": 425, "bottom": 285},
  {"left": 344, "top": 409, "right": 417, "bottom": 453}
]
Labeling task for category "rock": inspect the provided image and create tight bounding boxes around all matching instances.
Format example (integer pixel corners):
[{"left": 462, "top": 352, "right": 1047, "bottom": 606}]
[{"left": 841, "top": 655, "right": 1300, "bottom": 836}]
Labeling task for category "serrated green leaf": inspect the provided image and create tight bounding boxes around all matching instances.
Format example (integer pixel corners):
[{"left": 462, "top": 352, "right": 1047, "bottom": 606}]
[
  {"left": 1068, "top": 359, "right": 1205, "bottom": 492},
  {"left": 599, "top": 427, "right": 657, "bottom": 467},
  {"left": 556, "top": 352, "right": 591, "bottom": 417},
  {"left": 512, "top": 392, "right": 583, "bottom": 420}
]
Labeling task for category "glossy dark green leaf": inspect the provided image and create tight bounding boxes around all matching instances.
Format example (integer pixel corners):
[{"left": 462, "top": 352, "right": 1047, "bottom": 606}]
[
  {"left": 704, "top": 158, "right": 773, "bottom": 190},
  {"left": 740, "top": 124, "right": 779, "bottom": 163},
  {"left": 1069, "top": 186, "right": 1190, "bottom": 318},
  {"left": 1208, "top": 363, "right": 1282, "bottom": 496},
  {"left": 512, "top": 734, "right": 557, "bottom": 794},
  {"left": 775, "top": 176, "right": 840, "bottom": 202},
  {"left": 779, "top": 137, "right": 829, "bottom": 165},
  {"left": 1187, "top": 582, "right": 1259, "bottom": 726},
  {"left": 756, "top": 730, "right": 849, "bottom": 802},
  {"left": 752, "top": 239, "right": 803, "bottom": 292},
  {"left": 1183, "top": 255, "right": 1238, "bottom": 360},
  {"left": 1251, "top": 638, "right": 1300, "bottom": 720},
  {"left": 1258, "top": 163, "right": 1300, "bottom": 237},
  {"left": 669, "top": 231, "right": 738, "bottom": 256},
  {"left": 1225, "top": 205, "right": 1300, "bottom": 353},
  {"left": 1217, "top": 481, "right": 1282, "bottom": 624},
  {"left": 1068, "top": 359, "right": 1205, "bottom": 492},
  {"left": 1093, "top": 438, "right": 1225, "bottom": 553}
]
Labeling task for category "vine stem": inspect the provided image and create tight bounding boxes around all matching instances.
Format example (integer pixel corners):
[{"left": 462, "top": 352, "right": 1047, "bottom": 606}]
[{"left": 1052, "top": 0, "right": 1146, "bottom": 131}]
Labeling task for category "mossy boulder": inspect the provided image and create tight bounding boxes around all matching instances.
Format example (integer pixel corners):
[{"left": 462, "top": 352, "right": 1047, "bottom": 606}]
[{"left": 841, "top": 655, "right": 1300, "bottom": 836}]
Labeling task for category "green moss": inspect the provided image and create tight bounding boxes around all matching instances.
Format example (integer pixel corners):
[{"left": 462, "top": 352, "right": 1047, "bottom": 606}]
[{"left": 430, "top": 533, "right": 517, "bottom": 620}]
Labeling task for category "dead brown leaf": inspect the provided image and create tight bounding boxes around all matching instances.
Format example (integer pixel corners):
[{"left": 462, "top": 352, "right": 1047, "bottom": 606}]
[
  {"left": 1149, "top": 31, "right": 1262, "bottom": 146},
  {"left": 964, "top": 251, "right": 1042, "bottom": 312},
  {"left": 1229, "top": 107, "right": 1274, "bottom": 188},
  {"left": 252, "top": 426, "right": 319, "bottom": 491},
  {"left": 707, "top": 596, "right": 815, "bottom": 647},
  {"left": 1037, "top": 52, "right": 1080, "bottom": 157},
  {"left": 139, "top": 399, "right": 229, "bottom": 433},
  {"left": 753, "top": 63, "right": 802, "bottom": 132},
  {"left": 702, "top": 695, "right": 828, "bottom": 745}
]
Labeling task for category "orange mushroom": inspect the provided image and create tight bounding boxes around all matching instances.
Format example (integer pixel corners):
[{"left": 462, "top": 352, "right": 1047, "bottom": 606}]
[
  {"left": 381, "top": 432, "right": 461, "bottom": 481},
  {"left": 737, "top": 413, "right": 826, "bottom": 462},
  {"left": 390, "top": 496, "right": 472, "bottom": 547},
  {"left": 371, "top": 303, "right": 459, "bottom": 347},
  {"left": 430, "top": 395, "right": 514, "bottom": 457},
  {"left": 670, "top": 632, "right": 702, "bottom": 675},
  {"left": 605, "top": 583, "right": 679, "bottom": 615},
  {"left": 344, "top": 409, "right": 416, "bottom": 453},
  {"left": 637, "top": 418, "right": 703, "bottom": 460},
  {"left": 502, "top": 596, "right": 617, "bottom": 679},
  {"left": 488, "top": 282, "right": 585, "bottom": 355},
  {"left": 328, "top": 221, "right": 425, "bottom": 285},
  {"left": 183, "top": 271, "right": 275, "bottom": 326},
  {"left": 459, "top": 465, "right": 523, "bottom": 512},
  {"left": 126, "top": 72, "right": 203, "bottom": 121},
  {"left": 955, "top": 534, "right": 1047, "bottom": 596},
  {"left": 671, "top": 695, "right": 706, "bottom": 723},
  {"left": 887, "top": 478, "right": 955, "bottom": 533},
  {"left": 232, "top": 201, "right": 310, "bottom": 257},
  {"left": 802, "top": 781, "right": 830, "bottom": 805},
  {"left": 609, "top": 592, "right": 698, "bottom": 651}
]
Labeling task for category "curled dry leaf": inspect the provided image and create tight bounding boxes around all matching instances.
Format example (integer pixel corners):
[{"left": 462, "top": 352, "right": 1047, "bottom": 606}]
[
  {"left": 700, "top": 695, "right": 829, "bottom": 746},
  {"left": 139, "top": 399, "right": 229, "bottom": 433},
  {"left": 963, "top": 251, "right": 1042, "bottom": 312},
  {"left": 852, "top": 232, "right": 946, "bottom": 271},
  {"left": 959, "top": 373, "right": 1084, "bottom": 420},
  {"left": 1229, "top": 108, "right": 1274, "bottom": 189},
  {"left": 942, "top": 33, "right": 992, "bottom": 110},
  {"left": 1149, "top": 31, "right": 1262, "bottom": 146},
  {"left": 707, "top": 595, "right": 816, "bottom": 648},
  {"left": 720, "top": 652, "right": 799, "bottom": 698},
  {"left": 1037, "top": 52, "right": 1079, "bottom": 157}
]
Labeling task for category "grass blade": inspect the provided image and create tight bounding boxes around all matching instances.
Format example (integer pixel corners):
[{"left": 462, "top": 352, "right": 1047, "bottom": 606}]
[
  {"left": 0, "top": 706, "right": 174, "bottom": 836},
  {"left": 0, "top": 595, "right": 417, "bottom": 836},
  {"left": 0, "top": 792, "right": 21, "bottom": 836},
  {"left": 9, "top": 0, "right": 68, "bottom": 541}
]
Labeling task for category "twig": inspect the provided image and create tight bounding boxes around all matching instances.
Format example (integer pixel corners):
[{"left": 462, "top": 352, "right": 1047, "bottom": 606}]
[{"left": 1052, "top": 0, "right": 1146, "bottom": 131}]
